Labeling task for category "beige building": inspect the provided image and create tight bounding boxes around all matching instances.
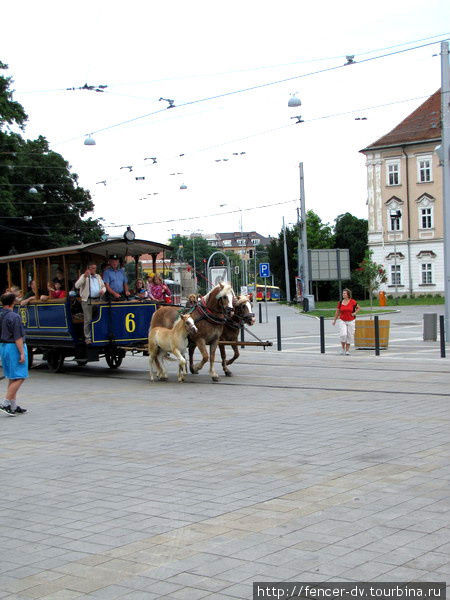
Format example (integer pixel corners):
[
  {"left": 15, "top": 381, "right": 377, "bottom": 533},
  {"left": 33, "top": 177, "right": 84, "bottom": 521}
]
[{"left": 360, "top": 90, "right": 443, "bottom": 295}]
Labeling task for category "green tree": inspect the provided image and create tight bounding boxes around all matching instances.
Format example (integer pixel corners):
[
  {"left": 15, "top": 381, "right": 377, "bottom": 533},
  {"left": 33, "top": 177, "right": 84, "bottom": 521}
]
[
  {"left": 306, "top": 210, "right": 335, "bottom": 249},
  {"left": 0, "top": 61, "right": 104, "bottom": 256},
  {"left": 334, "top": 212, "right": 368, "bottom": 270},
  {"left": 353, "top": 249, "right": 387, "bottom": 311}
]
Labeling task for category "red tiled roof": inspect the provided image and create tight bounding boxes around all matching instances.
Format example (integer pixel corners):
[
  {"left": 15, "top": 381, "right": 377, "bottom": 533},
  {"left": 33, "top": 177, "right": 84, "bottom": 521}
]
[{"left": 361, "top": 89, "right": 441, "bottom": 151}]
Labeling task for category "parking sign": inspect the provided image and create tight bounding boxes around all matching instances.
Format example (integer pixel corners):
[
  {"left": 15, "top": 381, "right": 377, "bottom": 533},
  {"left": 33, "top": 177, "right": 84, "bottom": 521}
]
[{"left": 259, "top": 263, "right": 271, "bottom": 278}]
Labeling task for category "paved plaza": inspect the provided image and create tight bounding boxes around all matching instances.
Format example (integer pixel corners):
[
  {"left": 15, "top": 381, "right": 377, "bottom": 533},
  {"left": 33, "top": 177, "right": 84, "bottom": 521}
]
[{"left": 1, "top": 303, "right": 449, "bottom": 599}]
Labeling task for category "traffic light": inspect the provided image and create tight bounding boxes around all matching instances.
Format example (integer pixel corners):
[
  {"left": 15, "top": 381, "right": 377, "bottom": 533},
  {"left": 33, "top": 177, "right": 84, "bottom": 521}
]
[{"left": 248, "top": 250, "right": 254, "bottom": 259}]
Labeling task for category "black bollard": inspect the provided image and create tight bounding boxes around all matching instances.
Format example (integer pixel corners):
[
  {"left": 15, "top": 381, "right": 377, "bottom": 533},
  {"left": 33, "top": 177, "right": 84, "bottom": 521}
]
[
  {"left": 320, "top": 316, "right": 325, "bottom": 354},
  {"left": 277, "top": 316, "right": 281, "bottom": 351},
  {"left": 374, "top": 315, "right": 380, "bottom": 356},
  {"left": 439, "top": 315, "right": 446, "bottom": 358},
  {"left": 258, "top": 302, "right": 262, "bottom": 324},
  {"left": 240, "top": 325, "right": 245, "bottom": 349}
]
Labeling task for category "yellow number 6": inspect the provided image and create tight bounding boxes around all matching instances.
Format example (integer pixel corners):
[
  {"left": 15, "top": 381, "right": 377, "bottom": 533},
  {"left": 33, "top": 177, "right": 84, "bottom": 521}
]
[{"left": 125, "top": 312, "right": 136, "bottom": 333}]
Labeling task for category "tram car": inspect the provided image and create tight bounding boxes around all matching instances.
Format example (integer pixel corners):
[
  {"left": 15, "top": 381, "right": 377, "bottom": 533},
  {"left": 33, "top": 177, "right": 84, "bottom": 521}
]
[{"left": 0, "top": 236, "right": 173, "bottom": 372}]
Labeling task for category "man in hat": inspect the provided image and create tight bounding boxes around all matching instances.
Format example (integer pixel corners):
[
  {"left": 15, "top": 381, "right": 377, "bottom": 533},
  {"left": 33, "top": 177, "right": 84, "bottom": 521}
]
[{"left": 102, "top": 255, "right": 130, "bottom": 300}]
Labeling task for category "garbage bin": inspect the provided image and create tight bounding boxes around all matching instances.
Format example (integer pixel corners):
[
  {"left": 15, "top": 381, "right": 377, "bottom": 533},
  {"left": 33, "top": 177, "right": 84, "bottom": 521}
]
[
  {"left": 423, "top": 313, "right": 437, "bottom": 341},
  {"left": 379, "top": 291, "right": 387, "bottom": 306},
  {"left": 305, "top": 294, "right": 315, "bottom": 311},
  {"left": 303, "top": 297, "right": 309, "bottom": 312}
]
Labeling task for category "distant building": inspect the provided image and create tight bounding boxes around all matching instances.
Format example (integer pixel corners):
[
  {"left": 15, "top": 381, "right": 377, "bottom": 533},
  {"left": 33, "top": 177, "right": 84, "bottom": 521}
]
[
  {"left": 360, "top": 89, "right": 443, "bottom": 295},
  {"left": 205, "top": 231, "right": 271, "bottom": 259}
]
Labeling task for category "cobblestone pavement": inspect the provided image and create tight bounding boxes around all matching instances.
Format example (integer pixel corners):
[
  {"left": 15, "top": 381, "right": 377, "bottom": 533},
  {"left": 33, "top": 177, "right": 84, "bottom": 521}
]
[{"left": 1, "top": 303, "right": 449, "bottom": 599}]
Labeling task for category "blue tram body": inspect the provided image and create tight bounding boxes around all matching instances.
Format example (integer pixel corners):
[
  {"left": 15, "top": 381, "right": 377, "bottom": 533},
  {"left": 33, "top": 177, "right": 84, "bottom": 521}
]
[{"left": 1, "top": 237, "right": 172, "bottom": 371}]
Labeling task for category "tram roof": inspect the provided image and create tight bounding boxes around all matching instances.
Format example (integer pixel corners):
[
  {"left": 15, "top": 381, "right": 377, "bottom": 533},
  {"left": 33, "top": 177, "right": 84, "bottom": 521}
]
[{"left": 0, "top": 238, "right": 171, "bottom": 264}]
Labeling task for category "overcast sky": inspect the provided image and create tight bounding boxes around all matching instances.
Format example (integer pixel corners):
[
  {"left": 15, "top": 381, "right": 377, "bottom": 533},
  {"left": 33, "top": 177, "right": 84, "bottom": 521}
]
[{"left": 2, "top": 0, "right": 449, "bottom": 243}]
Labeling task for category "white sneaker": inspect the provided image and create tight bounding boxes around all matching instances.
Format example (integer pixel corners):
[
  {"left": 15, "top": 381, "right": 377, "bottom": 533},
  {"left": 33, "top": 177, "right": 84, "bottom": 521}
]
[{"left": 345, "top": 351, "right": 350, "bottom": 355}]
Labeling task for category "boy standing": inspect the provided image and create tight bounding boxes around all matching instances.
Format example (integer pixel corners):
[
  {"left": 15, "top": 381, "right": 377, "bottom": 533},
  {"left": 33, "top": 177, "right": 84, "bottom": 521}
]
[{"left": 0, "top": 292, "right": 28, "bottom": 416}]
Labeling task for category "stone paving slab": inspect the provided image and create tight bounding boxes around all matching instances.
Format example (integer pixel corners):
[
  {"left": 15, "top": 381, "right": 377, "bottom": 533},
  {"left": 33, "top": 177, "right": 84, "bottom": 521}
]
[{"left": 1, "top": 303, "right": 449, "bottom": 598}]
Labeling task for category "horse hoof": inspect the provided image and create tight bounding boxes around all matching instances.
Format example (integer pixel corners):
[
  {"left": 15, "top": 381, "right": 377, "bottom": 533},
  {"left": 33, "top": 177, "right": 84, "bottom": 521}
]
[
  {"left": 159, "top": 376, "right": 168, "bottom": 382},
  {"left": 224, "top": 371, "right": 233, "bottom": 377},
  {"left": 212, "top": 376, "right": 220, "bottom": 382}
]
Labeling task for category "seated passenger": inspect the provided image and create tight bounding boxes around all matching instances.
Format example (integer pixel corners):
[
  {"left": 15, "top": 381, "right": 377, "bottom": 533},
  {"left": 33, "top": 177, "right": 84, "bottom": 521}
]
[
  {"left": 7, "top": 285, "right": 23, "bottom": 303},
  {"left": 40, "top": 281, "right": 67, "bottom": 301},
  {"left": 20, "top": 280, "right": 45, "bottom": 305},
  {"left": 147, "top": 275, "right": 171, "bottom": 303},
  {"left": 185, "top": 293, "right": 197, "bottom": 308},
  {"left": 134, "top": 278, "right": 148, "bottom": 300},
  {"left": 103, "top": 255, "right": 130, "bottom": 300},
  {"left": 75, "top": 262, "right": 106, "bottom": 344}
]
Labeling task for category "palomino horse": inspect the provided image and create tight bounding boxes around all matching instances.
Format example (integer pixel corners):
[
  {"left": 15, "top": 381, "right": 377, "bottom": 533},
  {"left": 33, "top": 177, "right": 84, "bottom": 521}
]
[
  {"left": 148, "top": 313, "right": 198, "bottom": 382},
  {"left": 150, "top": 282, "right": 234, "bottom": 382},
  {"left": 219, "top": 295, "right": 255, "bottom": 376}
]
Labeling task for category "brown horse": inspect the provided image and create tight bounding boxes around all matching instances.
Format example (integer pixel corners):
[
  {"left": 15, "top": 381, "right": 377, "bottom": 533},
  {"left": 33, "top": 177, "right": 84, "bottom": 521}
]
[
  {"left": 219, "top": 295, "right": 255, "bottom": 376},
  {"left": 150, "top": 282, "right": 234, "bottom": 382}
]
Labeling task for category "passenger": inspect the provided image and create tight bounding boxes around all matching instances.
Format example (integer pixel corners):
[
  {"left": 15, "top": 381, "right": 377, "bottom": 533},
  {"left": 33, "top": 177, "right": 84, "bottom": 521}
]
[
  {"left": 8, "top": 286, "right": 23, "bottom": 303},
  {"left": 134, "top": 278, "right": 148, "bottom": 300},
  {"left": 147, "top": 275, "right": 171, "bottom": 303},
  {"left": 20, "top": 280, "right": 45, "bottom": 306},
  {"left": 53, "top": 268, "right": 64, "bottom": 287},
  {"left": 185, "top": 293, "right": 197, "bottom": 308},
  {"left": 40, "top": 281, "right": 67, "bottom": 301},
  {"left": 103, "top": 255, "right": 130, "bottom": 301},
  {"left": 0, "top": 292, "right": 28, "bottom": 416},
  {"left": 75, "top": 263, "right": 106, "bottom": 345}
]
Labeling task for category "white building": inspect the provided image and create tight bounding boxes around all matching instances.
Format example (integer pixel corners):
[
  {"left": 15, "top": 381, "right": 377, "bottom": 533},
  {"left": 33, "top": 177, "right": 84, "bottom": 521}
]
[{"left": 360, "top": 90, "right": 443, "bottom": 295}]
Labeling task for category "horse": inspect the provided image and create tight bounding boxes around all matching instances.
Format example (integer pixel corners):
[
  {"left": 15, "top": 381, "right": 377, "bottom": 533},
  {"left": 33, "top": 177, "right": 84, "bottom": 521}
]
[
  {"left": 148, "top": 313, "right": 198, "bottom": 382},
  {"left": 150, "top": 282, "right": 234, "bottom": 382},
  {"left": 219, "top": 295, "right": 255, "bottom": 376}
]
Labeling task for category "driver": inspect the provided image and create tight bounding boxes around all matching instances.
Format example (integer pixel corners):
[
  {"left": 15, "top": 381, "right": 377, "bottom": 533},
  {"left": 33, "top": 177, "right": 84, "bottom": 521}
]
[{"left": 102, "top": 255, "right": 130, "bottom": 301}]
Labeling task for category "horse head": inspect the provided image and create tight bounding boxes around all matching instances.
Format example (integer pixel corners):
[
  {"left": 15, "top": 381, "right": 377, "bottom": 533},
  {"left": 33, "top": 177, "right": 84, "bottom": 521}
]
[
  {"left": 204, "top": 282, "right": 234, "bottom": 317},
  {"left": 181, "top": 313, "right": 198, "bottom": 335},
  {"left": 233, "top": 294, "right": 255, "bottom": 326}
]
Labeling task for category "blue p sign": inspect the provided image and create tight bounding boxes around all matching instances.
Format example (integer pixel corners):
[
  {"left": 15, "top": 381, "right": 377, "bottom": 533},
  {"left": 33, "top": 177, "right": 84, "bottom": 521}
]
[{"left": 259, "top": 263, "right": 271, "bottom": 278}]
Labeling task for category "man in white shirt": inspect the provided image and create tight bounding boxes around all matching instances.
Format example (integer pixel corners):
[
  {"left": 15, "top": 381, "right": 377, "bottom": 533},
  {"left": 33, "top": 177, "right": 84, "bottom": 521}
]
[{"left": 75, "top": 263, "right": 106, "bottom": 344}]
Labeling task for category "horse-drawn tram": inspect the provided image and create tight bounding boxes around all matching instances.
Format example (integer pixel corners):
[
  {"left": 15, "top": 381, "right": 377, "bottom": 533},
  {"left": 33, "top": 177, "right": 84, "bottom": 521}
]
[{"left": 0, "top": 237, "right": 172, "bottom": 372}]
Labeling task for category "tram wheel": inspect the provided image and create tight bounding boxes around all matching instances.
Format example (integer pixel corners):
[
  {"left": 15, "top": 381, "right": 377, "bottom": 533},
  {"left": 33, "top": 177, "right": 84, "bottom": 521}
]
[
  {"left": 105, "top": 349, "right": 124, "bottom": 369},
  {"left": 27, "top": 346, "right": 34, "bottom": 369},
  {"left": 47, "top": 350, "right": 64, "bottom": 373},
  {"left": 76, "top": 359, "right": 88, "bottom": 366}
]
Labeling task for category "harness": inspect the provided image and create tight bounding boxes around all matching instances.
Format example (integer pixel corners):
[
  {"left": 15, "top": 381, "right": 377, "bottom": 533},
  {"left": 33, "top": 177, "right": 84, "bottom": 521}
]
[{"left": 194, "top": 298, "right": 228, "bottom": 325}]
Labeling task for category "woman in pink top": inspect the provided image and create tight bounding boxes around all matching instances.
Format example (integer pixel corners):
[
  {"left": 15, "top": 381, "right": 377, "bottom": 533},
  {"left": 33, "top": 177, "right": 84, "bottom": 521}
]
[
  {"left": 147, "top": 275, "right": 171, "bottom": 303},
  {"left": 332, "top": 288, "right": 360, "bottom": 355}
]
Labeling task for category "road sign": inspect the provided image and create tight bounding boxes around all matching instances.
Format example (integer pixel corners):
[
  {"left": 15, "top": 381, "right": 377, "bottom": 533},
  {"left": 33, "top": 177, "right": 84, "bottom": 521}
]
[{"left": 259, "top": 263, "right": 271, "bottom": 278}]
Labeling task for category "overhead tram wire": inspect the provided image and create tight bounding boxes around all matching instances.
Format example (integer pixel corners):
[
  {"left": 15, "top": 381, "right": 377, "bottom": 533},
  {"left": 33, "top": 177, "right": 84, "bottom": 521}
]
[{"left": 73, "top": 37, "right": 450, "bottom": 140}]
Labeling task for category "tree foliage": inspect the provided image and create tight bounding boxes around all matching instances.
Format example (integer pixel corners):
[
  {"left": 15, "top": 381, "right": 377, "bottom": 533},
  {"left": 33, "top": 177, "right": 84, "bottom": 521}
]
[
  {"left": 0, "top": 61, "right": 104, "bottom": 256},
  {"left": 353, "top": 249, "right": 387, "bottom": 310},
  {"left": 334, "top": 212, "right": 368, "bottom": 271}
]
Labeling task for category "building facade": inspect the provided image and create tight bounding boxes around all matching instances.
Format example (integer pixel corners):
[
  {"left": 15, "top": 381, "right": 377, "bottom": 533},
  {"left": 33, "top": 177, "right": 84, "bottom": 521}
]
[
  {"left": 361, "top": 90, "right": 443, "bottom": 295},
  {"left": 205, "top": 231, "right": 271, "bottom": 260}
]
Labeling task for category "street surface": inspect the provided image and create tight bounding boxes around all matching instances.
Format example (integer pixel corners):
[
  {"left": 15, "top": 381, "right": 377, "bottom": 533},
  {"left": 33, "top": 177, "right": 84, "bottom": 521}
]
[{"left": 1, "top": 303, "right": 449, "bottom": 599}]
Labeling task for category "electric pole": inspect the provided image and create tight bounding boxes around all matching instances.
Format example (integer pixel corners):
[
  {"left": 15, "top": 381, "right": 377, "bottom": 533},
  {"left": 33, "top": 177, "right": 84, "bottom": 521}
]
[
  {"left": 299, "top": 162, "right": 310, "bottom": 296},
  {"left": 283, "top": 216, "right": 291, "bottom": 302},
  {"left": 441, "top": 41, "right": 450, "bottom": 340}
]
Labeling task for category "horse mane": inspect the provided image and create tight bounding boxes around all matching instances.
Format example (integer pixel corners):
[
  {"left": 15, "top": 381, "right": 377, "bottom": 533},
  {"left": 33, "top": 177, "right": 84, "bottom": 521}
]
[
  {"left": 216, "top": 282, "right": 232, "bottom": 299},
  {"left": 235, "top": 294, "right": 249, "bottom": 306}
]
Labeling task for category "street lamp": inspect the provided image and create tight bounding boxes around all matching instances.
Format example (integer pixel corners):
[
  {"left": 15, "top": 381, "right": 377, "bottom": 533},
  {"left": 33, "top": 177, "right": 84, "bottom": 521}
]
[
  {"left": 219, "top": 203, "right": 246, "bottom": 289},
  {"left": 390, "top": 209, "right": 401, "bottom": 304}
]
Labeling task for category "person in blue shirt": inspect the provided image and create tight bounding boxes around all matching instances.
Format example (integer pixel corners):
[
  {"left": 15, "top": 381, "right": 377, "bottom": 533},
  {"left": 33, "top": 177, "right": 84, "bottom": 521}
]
[
  {"left": 0, "top": 292, "right": 28, "bottom": 416},
  {"left": 103, "top": 255, "right": 130, "bottom": 300}
]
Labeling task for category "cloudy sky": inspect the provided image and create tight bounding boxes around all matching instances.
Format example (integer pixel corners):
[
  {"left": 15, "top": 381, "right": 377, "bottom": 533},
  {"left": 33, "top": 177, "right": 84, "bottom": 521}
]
[{"left": 2, "top": 0, "right": 449, "bottom": 243}]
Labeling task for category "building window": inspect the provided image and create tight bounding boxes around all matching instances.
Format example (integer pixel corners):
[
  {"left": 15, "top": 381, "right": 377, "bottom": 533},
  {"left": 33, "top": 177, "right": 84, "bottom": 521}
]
[
  {"left": 417, "top": 156, "right": 432, "bottom": 183},
  {"left": 420, "top": 207, "right": 433, "bottom": 229},
  {"left": 421, "top": 263, "right": 433, "bottom": 284},
  {"left": 386, "top": 160, "right": 400, "bottom": 186},
  {"left": 251, "top": 238, "right": 260, "bottom": 245},
  {"left": 236, "top": 239, "right": 246, "bottom": 246},
  {"left": 223, "top": 240, "right": 231, "bottom": 246},
  {"left": 391, "top": 264, "right": 401, "bottom": 285},
  {"left": 389, "top": 209, "right": 402, "bottom": 231}
]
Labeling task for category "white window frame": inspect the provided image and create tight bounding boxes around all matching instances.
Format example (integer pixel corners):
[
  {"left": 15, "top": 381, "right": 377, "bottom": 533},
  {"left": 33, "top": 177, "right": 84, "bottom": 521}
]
[
  {"left": 388, "top": 209, "right": 402, "bottom": 231},
  {"left": 421, "top": 263, "right": 433, "bottom": 284},
  {"left": 390, "top": 264, "right": 401, "bottom": 286},
  {"left": 419, "top": 206, "right": 433, "bottom": 229},
  {"left": 386, "top": 159, "right": 400, "bottom": 186},
  {"left": 222, "top": 239, "right": 231, "bottom": 246},
  {"left": 417, "top": 155, "right": 432, "bottom": 183},
  {"left": 251, "top": 238, "right": 260, "bottom": 245},
  {"left": 236, "top": 239, "right": 246, "bottom": 246}
]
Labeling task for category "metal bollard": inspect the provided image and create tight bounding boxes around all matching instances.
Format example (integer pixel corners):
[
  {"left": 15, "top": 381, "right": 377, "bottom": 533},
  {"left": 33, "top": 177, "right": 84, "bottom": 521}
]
[
  {"left": 240, "top": 325, "right": 245, "bottom": 349},
  {"left": 276, "top": 316, "right": 281, "bottom": 351},
  {"left": 320, "top": 316, "right": 325, "bottom": 354},
  {"left": 439, "top": 315, "right": 446, "bottom": 358},
  {"left": 374, "top": 315, "right": 380, "bottom": 356},
  {"left": 258, "top": 302, "right": 262, "bottom": 324}
]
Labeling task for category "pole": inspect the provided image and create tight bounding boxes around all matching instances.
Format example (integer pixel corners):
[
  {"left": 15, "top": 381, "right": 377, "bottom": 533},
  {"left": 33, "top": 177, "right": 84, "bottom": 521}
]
[
  {"left": 283, "top": 217, "right": 291, "bottom": 302},
  {"left": 276, "top": 316, "right": 281, "bottom": 351},
  {"left": 320, "top": 316, "right": 325, "bottom": 354},
  {"left": 299, "top": 162, "right": 310, "bottom": 295},
  {"left": 265, "top": 282, "right": 268, "bottom": 323},
  {"left": 374, "top": 315, "right": 380, "bottom": 356},
  {"left": 297, "top": 206, "right": 301, "bottom": 301},
  {"left": 240, "top": 325, "right": 245, "bottom": 349},
  {"left": 441, "top": 41, "right": 450, "bottom": 340},
  {"left": 393, "top": 232, "right": 398, "bottom": 303},
  {"left": 439, "top": 315, "right": 446, "bottom": 357},
  {"left": 192, "top": 237, "right": 197, "bottom": 293}
]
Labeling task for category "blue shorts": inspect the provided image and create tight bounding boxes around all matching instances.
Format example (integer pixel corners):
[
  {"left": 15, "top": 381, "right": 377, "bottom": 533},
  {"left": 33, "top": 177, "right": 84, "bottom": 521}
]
[{"left": 0, "top": 343, "right": 28, "bottom": 380}]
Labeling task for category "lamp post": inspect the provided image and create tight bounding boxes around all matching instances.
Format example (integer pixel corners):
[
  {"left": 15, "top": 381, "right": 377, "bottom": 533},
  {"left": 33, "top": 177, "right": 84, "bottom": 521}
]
[
  {"left": 390, "top": 209, "right": 401, "bottom": 304},
  {"left": 440, "top": 41, "right": 450, "bottom": 340}
]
